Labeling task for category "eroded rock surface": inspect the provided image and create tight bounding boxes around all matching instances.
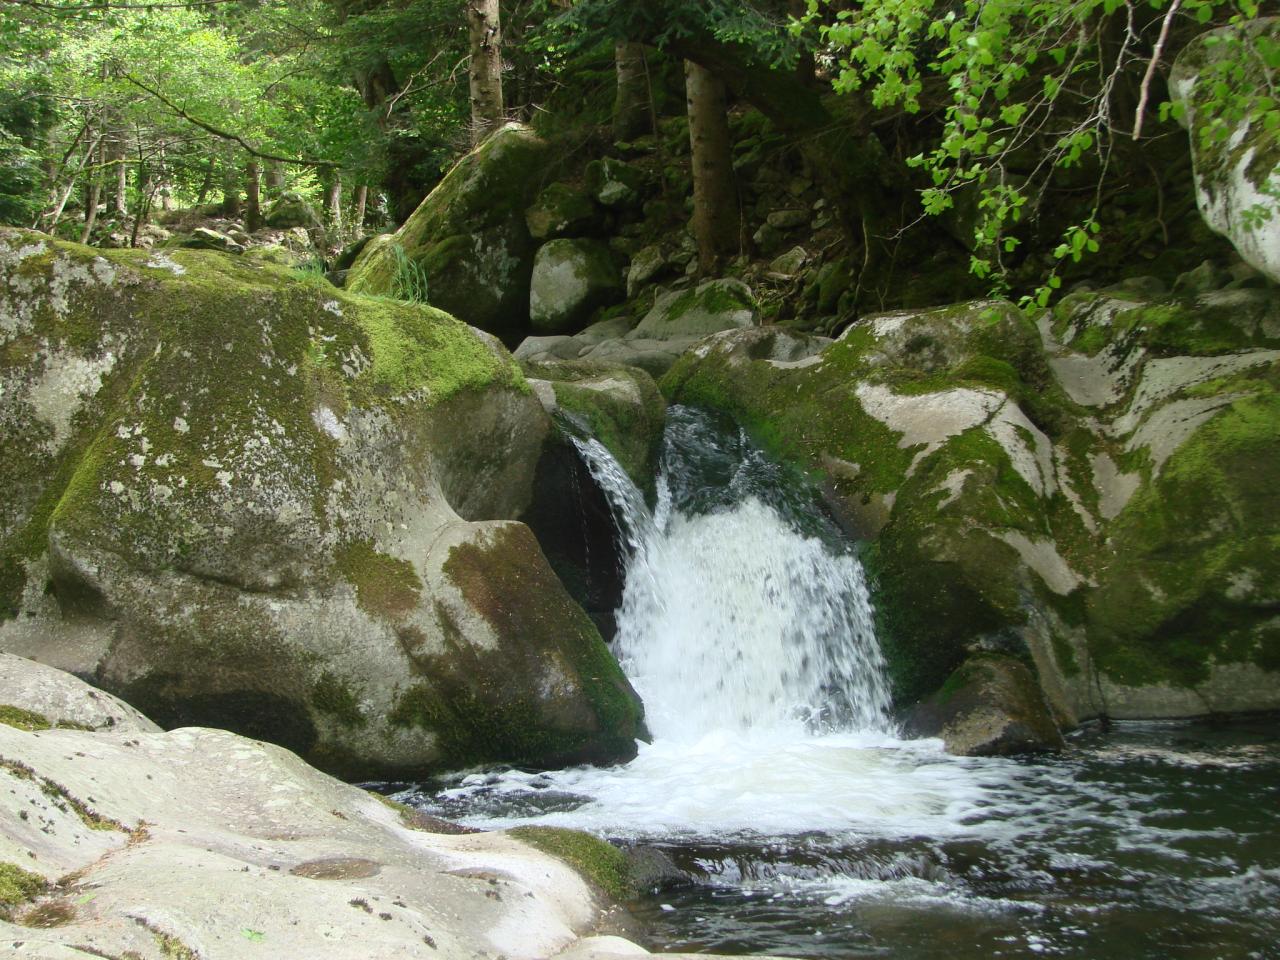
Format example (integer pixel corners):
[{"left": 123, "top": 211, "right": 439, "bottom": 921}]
[
  {"left": 662, "top": 293, "right": 1280, "bottom": 737},
  {"left": 0, "top": 229, "right": 643, "bottom": 778}
]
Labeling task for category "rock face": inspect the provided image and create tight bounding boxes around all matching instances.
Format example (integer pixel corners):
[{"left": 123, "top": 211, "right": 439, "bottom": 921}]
[
  {"left": 903, "top": 654, "right": 1066, "bottom": 756},
  {"left": 529, "top": 239, "right": 624, "bottom": 335},
  {"left": 0, "top": 705, "right": 602, "bottom": 958},
  {"left": 516, "top": 279, "right": 761, "bottom": 377},
  {"left": 662, "top": 293, "right": 1280, "bottom": 734},
  {"left": 347, "top": 124, "right": 552, "bottom": 340},
  {"left": 1171, "top": 18, "right": 1280, "bottom": 283},
  {"left": 0, "top": 229, "right": 644, "bottom": 778},
  {"left": 525, "top": 183, "right": 601, "bottom": 241},
  {"left": 0, "top": 652, "right": 159, "bottom": 733}
]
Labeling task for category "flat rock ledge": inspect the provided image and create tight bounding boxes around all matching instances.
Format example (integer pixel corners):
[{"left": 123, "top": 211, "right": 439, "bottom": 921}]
[{"left": 0, "top": 658, "right": 763, "bottom": 960}]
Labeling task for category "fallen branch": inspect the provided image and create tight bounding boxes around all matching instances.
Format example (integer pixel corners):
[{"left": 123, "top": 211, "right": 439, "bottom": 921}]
[{"left": 1133, "top": 0, "right": 1182, "bottom": 140}]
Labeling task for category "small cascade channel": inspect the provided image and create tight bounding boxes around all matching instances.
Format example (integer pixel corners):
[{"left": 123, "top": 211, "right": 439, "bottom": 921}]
[{"left": 396, "top": 406, "right": 1280, "bottom": 959}]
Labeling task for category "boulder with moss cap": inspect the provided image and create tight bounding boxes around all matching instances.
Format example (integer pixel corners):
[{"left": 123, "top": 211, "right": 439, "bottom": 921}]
[
  {"left": 1170, "top": 18, "right": 1280, "bottom": 284},
  {"left": 529, "top": 239, "right": 624, "bottom": 335},
  {"left": 661, "top": 292, "right": 1280, "bottom": 746},
  {"left": 0, "top": 228, "right": 644, "bottom": 778},
  {"left": 347, "top": 123, "right": 552, "bottom": 340}
]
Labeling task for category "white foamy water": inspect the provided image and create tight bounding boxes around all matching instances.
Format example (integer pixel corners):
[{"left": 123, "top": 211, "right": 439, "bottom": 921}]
[{"left": 416, "top": 409, "right": 993, "bottom": 840}]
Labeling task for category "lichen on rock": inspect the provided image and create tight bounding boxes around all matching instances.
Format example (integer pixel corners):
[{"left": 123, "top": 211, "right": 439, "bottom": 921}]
[{"left": 0, "top": 226, "right": 643, "bottom": 778}]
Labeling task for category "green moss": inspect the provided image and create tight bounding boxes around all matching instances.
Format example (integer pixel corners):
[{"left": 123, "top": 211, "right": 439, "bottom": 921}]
[
  {"left": 508, "top": 826, "right": 633, "bottom": 901},
  {"left": 0, "top": 705, "right": 51, "bottom": 732},
  {"left": 0, "top": 862, "right": 46, "bottom": 909},
  {"left": 387, "top": 524, "right": 643, "bottom": 769},
  {"left": 311, "top": 671, "right": 366, "bottom": 728},
  {"left": 335, "top": 539, "right": 422, "bottom": 620},
  {"left": 1087, "top": 389, "right": 1280, "bottom": 686}
]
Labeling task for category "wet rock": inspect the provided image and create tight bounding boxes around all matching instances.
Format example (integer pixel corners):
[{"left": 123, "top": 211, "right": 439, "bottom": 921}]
[
  {"left": 529, "top": 239, "right": 624, "bottom": 335},
  {"left": 903, "top": 655, "right": 1065, "bottom": 755}
]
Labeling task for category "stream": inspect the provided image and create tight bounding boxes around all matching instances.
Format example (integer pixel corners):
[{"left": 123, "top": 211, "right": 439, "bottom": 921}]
[{"left": 396, "top": 406, "right": 1280, "bottom": 959}]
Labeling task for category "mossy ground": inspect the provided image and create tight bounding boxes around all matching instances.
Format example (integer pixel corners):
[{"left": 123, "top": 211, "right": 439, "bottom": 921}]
[
  {"left": 508, "top": 826, "right": 633, "bottom": 902},
  {"left": 0, "top": 862, "right": 46, "bottom": 911}
]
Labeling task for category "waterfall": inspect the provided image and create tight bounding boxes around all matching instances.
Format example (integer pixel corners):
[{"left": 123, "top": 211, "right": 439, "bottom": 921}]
[
  {"left": 570, "top": 406, "right": 893, "bottom": 739},
  {"left": 416, "top": 407, "right": 982, "bottom": 841}
]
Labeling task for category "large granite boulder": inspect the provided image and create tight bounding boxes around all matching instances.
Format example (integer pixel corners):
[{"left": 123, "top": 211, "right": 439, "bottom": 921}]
[
  {"left": 529, "top": 239, "right": 624, "bottom": 335},
  {"left": 0, "top": 229, "right": 644, "bottom": 778},
  {"left": 0, "top": 670, "right": 610, "bottom": 960},
  {"left": 347, "top": 124, "right": 552, "bottom": 340},
  {"left": 662, "top": 292, "right": 1280, "bottom": 740},
  {"left": 1171, "top": 18, "right": 1280, "bottom": 283}
]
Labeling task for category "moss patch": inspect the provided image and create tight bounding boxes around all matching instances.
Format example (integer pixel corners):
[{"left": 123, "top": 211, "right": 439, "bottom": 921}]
[
  {"left": 0, "top": 862, "right": 46, "bottom": 911},
  {"left": 508, "top": 826, "right": 633, "bottom": 901},
  {"left": 335, "top": 539, "right": 422, "bottom": 620},
  {"left": 0, "top": 705, "right": 51, "bottom": 732}
]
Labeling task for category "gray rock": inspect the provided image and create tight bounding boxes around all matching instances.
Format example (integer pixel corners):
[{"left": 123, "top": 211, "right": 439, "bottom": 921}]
[
  {"left": 769, "top": 245, "right": 810, "bottom": 277},
  {"left": 630, "top": 278, "right": 758, "bottom": 339},
  {"left": 752, "top": 222, "right": 783, "bottom": 254},
  {"left": 1173, "top": 259, "right": 1231, "bottom": 295},
  {"left": 0, "top": 228, "right": 644, "bottom": 779},
  {"left": 526, "top": 183, "right": 601, "bottom": 241},
  {"left": 181, "top": 227, "right": 245, "bottom": 254},
  {"left": 1171, "top": 18, "right": 1280, "bottom": 283},
  {"left": 585, "top": 158, "right": 648, "bottom": 209},
  {"left": 766, "top": 209, "right": 810, "bottom": 230},
  {"left": 627, "top": 243, "right": 669, "bottom": 296},
  {"left": 529, "top": 239, "right": 624, "bottom": 335},
  {"left": 0, "top": 653, "right": 159, "bottom": 733},
  {"left": 0, "top": 710, "right": 630, "bottom": 960},
  {"left": 903, "top": 655, "right": 1066, "bottom": 756}
]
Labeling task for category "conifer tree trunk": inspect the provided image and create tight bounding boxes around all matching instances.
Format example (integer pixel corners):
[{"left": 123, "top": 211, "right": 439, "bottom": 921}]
[
  {"left": 613, "top": 42, "right": 651, "bottom": 141},
  {"left": 684, "top": 60, "right": 739, "bottom": 275},
  {"left": 326, "top": 174, "right": 344, "bottom": 241},
  {"left": 221, "top": 159, "right": 241, "bottom": 219},
  {"left": 265, "top": 161, "right": 286, "bottom": 197},
  {"left": 467, "top": 0, "right": 505, "bottom": 144},
  {"left": 244, "top": 160, "right": 262, "bottom": 232},
  {"left": 353, "top": 184, "right": 368, "bottom": 236}
]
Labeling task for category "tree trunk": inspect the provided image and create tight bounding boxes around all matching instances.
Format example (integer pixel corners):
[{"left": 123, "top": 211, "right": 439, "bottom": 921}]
[
  {"left": 195, "top": 155, "right": 215, "bottom": 206},
  {"left": 221, "top": 161, "right": 241, "bottom": 219},
  {"left": 353, "top": 185, "right": 368, "bottom": 236},
  {"left": 80, "top": 138, "right": 103, "bottom": 244},
  {"left": 265, "top": 160, "right": 286, "bottom": 197},
  {"left": 467, "top": 0, "right": 505, "bottom": 144},
  {"left": 326, "top": 174, "right": 343, "bottom": 241},
  {"left": 245, "top": 159, "right": 262, "bottom": 232},
  {"left": 614, "top": 42, "right": 652, "bottom": 141},
  {"left": 685, "top": 60, "right": 739, "bottom": 275}
]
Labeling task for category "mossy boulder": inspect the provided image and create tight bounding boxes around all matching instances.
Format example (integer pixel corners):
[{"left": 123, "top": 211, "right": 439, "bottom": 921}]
[
  {"left": 661, "top": 294, "right": 1280, "bottom": 740},
  {"left": 631, "top": 278, "right": 758, "bottom": 339},
  {"left": 528, "top": 239, "right": 624, "bottom": 335},
  {"left": 0, "top": 228, "right": 643, "bottom": 778},
  {"left": 1171, "top": 18, "right": 1280, "bottom": 283},
  {"left": 263, "top": 191, "right": 325, "bottom": 233},
  {"left": 525, "top": 183, "right": 602, "bottom": 241},
  {"left": 347, "top": 124, "right": 553, "bottom": 340},
  {"left": 903, "top": 654, "right": 1066, "bottom": 756},
  {"left": 584, "top": 158, "right": 649, "bottom": 210},
  {"left": 522, "top": 358, "right": 667, "bottom": 488}
]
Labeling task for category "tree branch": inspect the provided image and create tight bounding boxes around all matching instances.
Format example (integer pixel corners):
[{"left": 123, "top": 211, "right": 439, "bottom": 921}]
[
  {"left": 1133, "top": 0, "right": 1182, "bottom": 140},
  {"left": 121, "top": 73, "right": 340, "bottom": 168}
]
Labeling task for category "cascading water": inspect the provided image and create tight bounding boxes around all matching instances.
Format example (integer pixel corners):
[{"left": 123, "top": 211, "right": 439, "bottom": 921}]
[
  {"left": 571, "top": 406, "right": 892, "bottom": 740},
  {"left": 398, "top": 406, "right": 1280, "bottom": 959}
]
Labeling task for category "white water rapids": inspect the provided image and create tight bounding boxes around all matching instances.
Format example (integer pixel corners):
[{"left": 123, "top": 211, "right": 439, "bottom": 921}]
[{"left": 420, "top": 407, "right": 991, "bottom": 839}]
